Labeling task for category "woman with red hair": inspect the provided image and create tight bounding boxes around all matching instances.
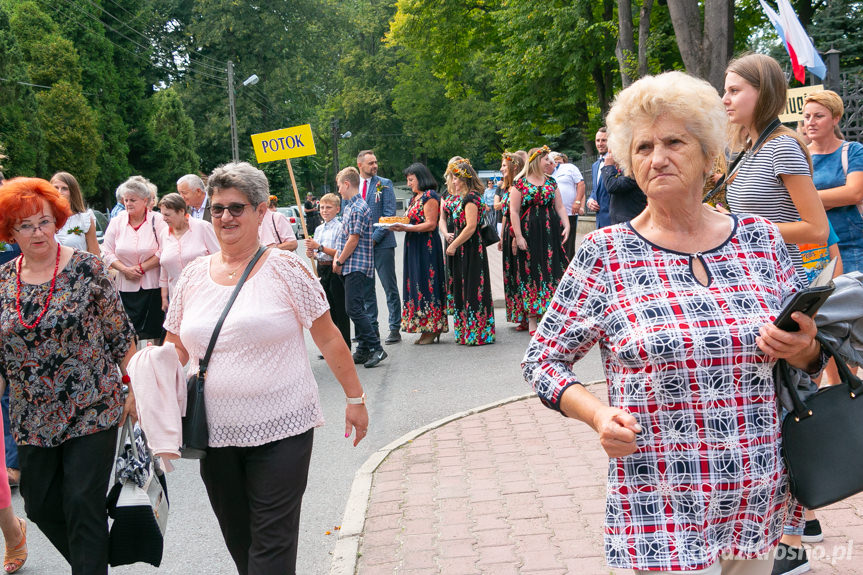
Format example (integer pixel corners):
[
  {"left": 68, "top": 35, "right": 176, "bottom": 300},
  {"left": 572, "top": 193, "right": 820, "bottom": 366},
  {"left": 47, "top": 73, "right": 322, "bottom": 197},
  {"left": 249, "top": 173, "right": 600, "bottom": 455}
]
[{"left": 0, "top": 178, "right": 137, "bottom": 574}]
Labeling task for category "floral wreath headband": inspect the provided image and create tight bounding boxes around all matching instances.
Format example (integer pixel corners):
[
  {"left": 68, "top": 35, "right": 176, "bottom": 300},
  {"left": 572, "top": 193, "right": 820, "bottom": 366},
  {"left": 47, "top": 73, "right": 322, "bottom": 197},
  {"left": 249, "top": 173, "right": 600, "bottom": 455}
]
[
  {"left": 451, "top": 159, "right": 474, "bottom": 180},
  {"left": 502, "top": 151, "right": 514, "bottom": 162},
  {"left": 528, "top": 145, "right": 551, "bottom": 164}
]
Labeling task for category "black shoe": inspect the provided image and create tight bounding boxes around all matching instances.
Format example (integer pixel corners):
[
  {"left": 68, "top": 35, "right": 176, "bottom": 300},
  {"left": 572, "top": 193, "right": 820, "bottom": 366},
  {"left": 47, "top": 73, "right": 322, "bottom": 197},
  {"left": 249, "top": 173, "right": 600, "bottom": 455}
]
[
  {"left": 384, "top": 330, "right": 401, "bottom": 345},
  {"left": 771, "top": 543, "right": 810, "bottom": 575},
  {"left": 801, "top": 519, "right": 823, "bottom": 543},
  {"left": 364, "top": 349, "right": 387, "bottom": 368},
  {"left": 352, "top": 350, "right": 371, "bottom": 364}
]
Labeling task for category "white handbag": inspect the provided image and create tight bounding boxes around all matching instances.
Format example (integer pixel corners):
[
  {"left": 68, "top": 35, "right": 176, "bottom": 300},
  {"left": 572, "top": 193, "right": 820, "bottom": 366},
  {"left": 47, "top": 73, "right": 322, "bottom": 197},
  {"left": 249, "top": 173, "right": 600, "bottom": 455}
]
[{"left": 106, "top": 418, "right": 169, "bottom": 567}]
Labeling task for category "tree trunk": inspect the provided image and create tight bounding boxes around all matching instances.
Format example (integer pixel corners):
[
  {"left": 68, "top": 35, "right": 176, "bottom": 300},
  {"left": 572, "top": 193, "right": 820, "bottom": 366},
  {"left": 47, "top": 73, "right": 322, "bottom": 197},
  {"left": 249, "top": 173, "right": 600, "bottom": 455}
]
[
  {"left": 616, "top": 0, "right": 635, "bottom": 87},
  {"left": 666, "top": 0, "right": 733, "bottom": 93},
  {"left": 637, "top": 0, "right": 654, "bottom": 78}
]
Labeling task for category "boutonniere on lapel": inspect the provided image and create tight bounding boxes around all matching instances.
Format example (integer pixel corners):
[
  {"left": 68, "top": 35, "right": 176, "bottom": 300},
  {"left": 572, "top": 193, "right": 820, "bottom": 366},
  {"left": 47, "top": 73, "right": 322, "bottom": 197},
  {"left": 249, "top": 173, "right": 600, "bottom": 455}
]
[
  {"left": 375, "top": 182, "right": 383, "bottom": 202},
  {"left": 68, "top": 226, "right": 84, "bottom": 236}
]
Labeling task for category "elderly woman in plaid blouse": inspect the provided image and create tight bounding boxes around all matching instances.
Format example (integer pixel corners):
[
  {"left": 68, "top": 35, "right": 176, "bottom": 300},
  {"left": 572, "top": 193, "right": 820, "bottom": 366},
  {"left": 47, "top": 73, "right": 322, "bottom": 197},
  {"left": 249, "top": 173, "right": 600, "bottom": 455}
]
[{"left": 522, "top": 71, "right": 824, "bottom": 575}]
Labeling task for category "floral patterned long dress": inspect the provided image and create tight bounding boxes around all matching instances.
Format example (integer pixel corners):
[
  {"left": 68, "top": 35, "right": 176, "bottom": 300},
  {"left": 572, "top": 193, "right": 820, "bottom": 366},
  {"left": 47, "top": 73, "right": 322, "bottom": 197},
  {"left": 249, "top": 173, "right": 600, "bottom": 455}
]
[
  {"left": 451, "top": 192, "right": 495, "bottom": 345},
  {"left": 501, "top": 188, "right": 525, "bottom": 325},
  {"left": 401, "top": 190, "right": 449, "bottom": 334},
  {"left": 513, "top": 176, "right": 568, "bottom": 317},
  {"left": 441, "top": 191, "right": 462, "bottom": 316}
]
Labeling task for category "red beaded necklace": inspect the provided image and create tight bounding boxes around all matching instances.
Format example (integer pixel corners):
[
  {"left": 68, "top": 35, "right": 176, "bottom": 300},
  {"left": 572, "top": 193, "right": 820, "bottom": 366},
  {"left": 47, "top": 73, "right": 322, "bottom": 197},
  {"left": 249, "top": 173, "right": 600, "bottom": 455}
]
[{"left": 16, "top": 243, "right": 61, "bottom": 329}]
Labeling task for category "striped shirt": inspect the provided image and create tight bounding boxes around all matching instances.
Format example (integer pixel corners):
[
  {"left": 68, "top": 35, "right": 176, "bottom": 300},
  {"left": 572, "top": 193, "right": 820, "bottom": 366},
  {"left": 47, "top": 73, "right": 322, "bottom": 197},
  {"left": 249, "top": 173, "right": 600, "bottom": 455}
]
[{"left": 726, "top": 135, "right": 811, "bottom": 279}]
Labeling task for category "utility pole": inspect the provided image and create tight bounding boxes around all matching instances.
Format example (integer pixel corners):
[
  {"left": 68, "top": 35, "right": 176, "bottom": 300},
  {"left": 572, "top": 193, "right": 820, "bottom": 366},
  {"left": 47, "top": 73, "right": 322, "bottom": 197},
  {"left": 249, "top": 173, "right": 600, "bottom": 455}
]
[
  {"left": 331, "top": 117, "right": 340, "bottom": 187},
  {"left": 228, "top": 61, "right": 239, "bottom": 163}
]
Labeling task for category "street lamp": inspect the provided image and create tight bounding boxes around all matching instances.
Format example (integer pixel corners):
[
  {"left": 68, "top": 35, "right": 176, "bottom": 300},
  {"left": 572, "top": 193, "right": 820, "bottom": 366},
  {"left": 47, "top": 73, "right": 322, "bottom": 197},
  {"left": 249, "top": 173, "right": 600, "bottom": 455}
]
[
  {"left": 331, "top": 118, "right": 352, "bottom": 186},
  {"left": 227, "top": 61, "right": 260, "bottom": 162}
]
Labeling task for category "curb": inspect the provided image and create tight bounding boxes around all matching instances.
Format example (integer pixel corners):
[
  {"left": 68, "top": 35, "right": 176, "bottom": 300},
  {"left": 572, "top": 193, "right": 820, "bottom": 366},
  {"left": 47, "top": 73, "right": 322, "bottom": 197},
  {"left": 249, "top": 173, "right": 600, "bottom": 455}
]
[{"left": 329, "top": 381, "right": 605, "bottom": 575}]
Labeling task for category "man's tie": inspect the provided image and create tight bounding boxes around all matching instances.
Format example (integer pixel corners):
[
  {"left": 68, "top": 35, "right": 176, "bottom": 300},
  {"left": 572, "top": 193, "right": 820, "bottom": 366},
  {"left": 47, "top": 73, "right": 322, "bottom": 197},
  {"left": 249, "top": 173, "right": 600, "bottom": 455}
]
[{"left": 362, "top": 180, "right": 368, "bottom": 200}]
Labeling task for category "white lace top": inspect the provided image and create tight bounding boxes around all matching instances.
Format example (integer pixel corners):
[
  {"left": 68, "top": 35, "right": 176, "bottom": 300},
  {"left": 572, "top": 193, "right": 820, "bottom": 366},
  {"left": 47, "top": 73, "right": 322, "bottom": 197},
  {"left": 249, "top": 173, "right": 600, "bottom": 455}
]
[{"left": 164, "top": 249, "right": 329, "bottom": 447}]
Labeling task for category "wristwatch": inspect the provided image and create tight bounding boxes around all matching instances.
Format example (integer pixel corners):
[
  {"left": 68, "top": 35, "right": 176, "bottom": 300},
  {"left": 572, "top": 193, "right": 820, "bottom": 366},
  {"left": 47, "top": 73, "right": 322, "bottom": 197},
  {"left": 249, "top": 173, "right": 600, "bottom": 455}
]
[{"left": 346, "top": 393, "right": 366, "bottom": 405}]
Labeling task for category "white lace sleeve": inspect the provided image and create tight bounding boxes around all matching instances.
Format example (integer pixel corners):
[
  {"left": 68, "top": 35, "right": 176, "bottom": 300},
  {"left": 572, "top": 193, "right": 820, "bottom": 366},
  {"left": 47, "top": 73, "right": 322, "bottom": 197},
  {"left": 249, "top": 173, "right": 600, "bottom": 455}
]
[{"left": 270, "top": 251, "right": 329, "bottom": 328}]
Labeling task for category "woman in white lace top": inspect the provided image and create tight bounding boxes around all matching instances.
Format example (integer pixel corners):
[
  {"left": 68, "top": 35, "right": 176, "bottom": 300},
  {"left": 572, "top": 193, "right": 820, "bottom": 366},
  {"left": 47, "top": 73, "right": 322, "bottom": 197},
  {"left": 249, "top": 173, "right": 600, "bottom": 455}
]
[
  {"left": 50, "top": 172, "right": 99, "bottom": 255},
  {"left": 164, "top": 162, "right": 368, "bottom": 575}
]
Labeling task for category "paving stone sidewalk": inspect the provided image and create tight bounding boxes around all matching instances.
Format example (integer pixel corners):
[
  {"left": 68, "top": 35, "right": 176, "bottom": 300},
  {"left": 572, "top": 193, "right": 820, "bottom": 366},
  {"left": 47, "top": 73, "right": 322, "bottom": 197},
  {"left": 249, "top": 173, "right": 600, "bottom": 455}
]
[{"left": 354, "top": 387, "right": 863, "bottom": 574}]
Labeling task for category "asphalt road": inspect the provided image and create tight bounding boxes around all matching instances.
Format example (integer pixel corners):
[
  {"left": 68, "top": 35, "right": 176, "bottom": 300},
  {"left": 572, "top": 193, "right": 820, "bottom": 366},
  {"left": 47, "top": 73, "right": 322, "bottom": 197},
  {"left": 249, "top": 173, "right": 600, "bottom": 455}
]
[{"left": 12, "top": 234, "right": 605, "bottom": 574}]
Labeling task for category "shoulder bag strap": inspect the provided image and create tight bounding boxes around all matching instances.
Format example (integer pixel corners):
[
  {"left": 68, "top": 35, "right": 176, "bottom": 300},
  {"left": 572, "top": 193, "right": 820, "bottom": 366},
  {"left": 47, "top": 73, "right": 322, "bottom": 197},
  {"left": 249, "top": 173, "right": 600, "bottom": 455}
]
[
  {"left": 272, "top": 215, "right": 282, "bottom": 244},
  {"left": 151, "top": 213, "right": 160, "bottom": 248},
  {"left": 704, "top": 118, "right": 783, "bottom": 204},
  {"left": 197, "top": 246, "right": 267, "bottom": 378},
  {"left": 842, "top": 141, "right": 850, "bottom": 177}
]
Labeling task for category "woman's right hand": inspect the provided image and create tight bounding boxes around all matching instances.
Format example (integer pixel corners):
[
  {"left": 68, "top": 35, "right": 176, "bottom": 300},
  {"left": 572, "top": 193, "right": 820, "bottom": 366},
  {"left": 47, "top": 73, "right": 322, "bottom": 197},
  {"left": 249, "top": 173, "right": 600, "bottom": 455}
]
[
  {"left": 515, "top": 236, "right": 527, "bottom": 252},
  {"left": 121, "top": 265, "right": 143, "bottom": 281},
  {"left": 445, "top": 233, "right": 455, "bottom": 244},
  {"left": 161, "top": 297, "right": 169, "bottom": 312},
  {"left": 592, "top": 406, "right": 642, "bottom": 458}
]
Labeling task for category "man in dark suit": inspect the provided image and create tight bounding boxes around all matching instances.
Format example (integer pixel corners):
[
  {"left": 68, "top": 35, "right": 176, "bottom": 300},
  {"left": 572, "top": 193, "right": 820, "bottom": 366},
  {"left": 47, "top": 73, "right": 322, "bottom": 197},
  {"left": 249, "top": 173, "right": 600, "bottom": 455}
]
[
  {"left": 357, "top": 150, "right": 402, "bottom": 344},
  {"left": 177, "top": 174, "right": 212, "bottom": 222},
  {"left": 587, "top": 127, "right": 611, "bottom": 228}
]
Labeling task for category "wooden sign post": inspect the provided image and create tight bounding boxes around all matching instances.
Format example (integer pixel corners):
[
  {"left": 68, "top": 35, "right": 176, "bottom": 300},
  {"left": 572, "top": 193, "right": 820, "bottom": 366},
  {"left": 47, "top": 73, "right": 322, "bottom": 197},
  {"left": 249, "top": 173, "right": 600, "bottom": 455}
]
[{"left": 250, "top": 123, "right": 317, "bottom": 238}]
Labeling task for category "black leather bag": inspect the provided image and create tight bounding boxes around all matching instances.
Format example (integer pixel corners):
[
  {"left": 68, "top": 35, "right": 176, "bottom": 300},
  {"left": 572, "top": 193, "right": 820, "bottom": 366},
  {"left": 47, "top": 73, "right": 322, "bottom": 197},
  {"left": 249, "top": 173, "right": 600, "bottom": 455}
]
[
  {"left": 479, "top": 211, "right": 500, "bottom": 247},
  {"left": 779, "top": 333, "right": 863, "bottom": 509},
  {"left": 181, "top": 247, "right": 267, "bottom": 459}
]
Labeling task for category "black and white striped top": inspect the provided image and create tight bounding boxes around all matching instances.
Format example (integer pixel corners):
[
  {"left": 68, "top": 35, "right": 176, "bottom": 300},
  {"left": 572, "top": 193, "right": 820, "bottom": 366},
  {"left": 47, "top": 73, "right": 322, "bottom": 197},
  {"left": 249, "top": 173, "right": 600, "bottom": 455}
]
[{"left": 726, "top": 135, "right": 811, "bottom": 278}]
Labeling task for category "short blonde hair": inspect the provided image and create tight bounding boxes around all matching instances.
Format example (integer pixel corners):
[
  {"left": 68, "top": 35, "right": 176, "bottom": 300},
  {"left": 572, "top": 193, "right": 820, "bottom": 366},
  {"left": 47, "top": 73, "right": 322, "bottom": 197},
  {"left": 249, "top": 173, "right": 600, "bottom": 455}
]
[
  {"left": 606, "top": 70, "right": 727, "bottom": 176},
  {"left": 804, "top": 90, "right": 844, "bottom": 119},
  {"left": 319, "top": 192, "right": 341, "bottom": 207},
  {"left": 337, "top": 166, "right": 360, "bottom": 188}
]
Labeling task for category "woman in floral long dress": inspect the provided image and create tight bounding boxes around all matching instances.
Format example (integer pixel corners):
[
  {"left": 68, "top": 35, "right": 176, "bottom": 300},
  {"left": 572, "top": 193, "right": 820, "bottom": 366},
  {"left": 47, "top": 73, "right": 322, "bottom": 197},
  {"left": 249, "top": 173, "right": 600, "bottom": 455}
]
[
  {"left": 499, "top": 152, "right": 527, "bottom": 329},
  {"left": 392, "top": 163, "right": 448, "bottom": 344},
  {"left": 439, "top": 157, "right": 464, "bottom": 317},
  {"left": 509, "top": 146, "right": 569, "bottom": 333},
  {"left": 445, "top": 160, "right": 495, "bottom": 346}
]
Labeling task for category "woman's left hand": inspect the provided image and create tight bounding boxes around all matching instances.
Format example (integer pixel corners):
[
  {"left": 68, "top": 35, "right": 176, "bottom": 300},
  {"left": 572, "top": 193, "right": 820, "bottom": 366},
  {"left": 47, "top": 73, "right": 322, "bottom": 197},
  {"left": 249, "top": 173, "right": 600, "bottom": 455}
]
[
  {"left": 561, "top": 225, "right": 570, "bottom": 243},
  {"left": 446, "top": 244, "right": 456, "bottom": 256},
  {"left": 345, "top": 404, "right": 369, "bottom": 447},
  {"left": 757, "top": 311, "right": 819, "bottom": 368}
]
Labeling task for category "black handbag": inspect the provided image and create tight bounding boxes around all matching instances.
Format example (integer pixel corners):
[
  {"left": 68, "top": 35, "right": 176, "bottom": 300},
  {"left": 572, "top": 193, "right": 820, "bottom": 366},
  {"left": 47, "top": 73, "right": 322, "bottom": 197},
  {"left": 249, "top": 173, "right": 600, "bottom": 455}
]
[
  {"left": 181, "top": 246, "right": 267, "bottom": 459},
  {"left": 479, "top": 210, "right": 500, "bottom": 247},
  {"left": 779, "top": 333, "right": 863, "bottom": 509}
]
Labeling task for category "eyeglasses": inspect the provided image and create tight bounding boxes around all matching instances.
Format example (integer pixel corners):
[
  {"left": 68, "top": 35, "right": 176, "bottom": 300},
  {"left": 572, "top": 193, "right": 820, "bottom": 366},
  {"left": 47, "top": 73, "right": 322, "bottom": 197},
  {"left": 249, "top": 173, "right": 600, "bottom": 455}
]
[
  {"left": 211, "top": 203, "right": 251, "bottom": 218},
  {"left": 14, "top": 218, "right": 56, "bottom": 236}
]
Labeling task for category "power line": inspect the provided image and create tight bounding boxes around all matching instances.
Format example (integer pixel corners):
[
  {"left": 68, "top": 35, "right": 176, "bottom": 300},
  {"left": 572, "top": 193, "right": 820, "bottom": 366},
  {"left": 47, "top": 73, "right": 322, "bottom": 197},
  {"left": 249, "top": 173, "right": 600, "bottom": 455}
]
[{"left": 0, "top": 76, "right": 96, "bottom": 96}]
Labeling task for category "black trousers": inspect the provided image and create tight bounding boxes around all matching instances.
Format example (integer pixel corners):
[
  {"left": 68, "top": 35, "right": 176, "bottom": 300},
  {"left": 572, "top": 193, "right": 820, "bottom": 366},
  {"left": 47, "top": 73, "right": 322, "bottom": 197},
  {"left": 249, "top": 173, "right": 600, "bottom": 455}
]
[
  {"left": 18, "top": 427, "right": 118, "bottom": 575},
  {"left": 200, "top": 429, "right": 314, "bottom": 575},
  {"left": 344, "top": 271, "right": 381, "bottom": 353},
  {"left": 565, "top": 214, "right": 579, "bottom": 260},
  {"left": 318, "top": 264, "right": 351, "bottom": 347}
]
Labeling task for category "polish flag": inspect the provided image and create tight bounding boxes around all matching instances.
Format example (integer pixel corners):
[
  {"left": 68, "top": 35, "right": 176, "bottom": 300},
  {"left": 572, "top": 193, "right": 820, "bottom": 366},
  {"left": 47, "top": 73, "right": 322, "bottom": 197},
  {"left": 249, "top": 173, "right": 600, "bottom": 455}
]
[{"left": 759, "top": 0, "right": 827, "bottom": 83}]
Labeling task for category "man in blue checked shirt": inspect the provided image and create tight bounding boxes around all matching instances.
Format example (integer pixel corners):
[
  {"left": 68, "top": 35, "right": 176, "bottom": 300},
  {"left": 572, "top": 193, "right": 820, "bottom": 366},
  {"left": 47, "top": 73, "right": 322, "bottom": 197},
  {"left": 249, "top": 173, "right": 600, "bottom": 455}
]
[{"left": 334, "top": 167, "right": 387, "bottom": 368}]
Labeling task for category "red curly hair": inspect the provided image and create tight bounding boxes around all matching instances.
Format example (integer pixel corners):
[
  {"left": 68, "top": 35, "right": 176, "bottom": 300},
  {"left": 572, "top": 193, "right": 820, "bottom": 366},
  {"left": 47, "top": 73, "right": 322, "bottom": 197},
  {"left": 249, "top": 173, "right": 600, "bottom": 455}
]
[{"left": 0, "top": 178, "right": 72, "bottom": 243}]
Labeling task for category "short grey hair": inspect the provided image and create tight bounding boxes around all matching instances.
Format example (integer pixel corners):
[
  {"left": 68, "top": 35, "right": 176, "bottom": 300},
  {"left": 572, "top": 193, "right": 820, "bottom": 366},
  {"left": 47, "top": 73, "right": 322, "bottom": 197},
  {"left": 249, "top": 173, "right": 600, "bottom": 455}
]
[
  {"left": 176, "top": 174, "right": 205, "bottom": 192},
  {"left": 206, "top": 162, "right": 269, "bottom": 206},
  {"left": 606, "top": 70, "right": 726, "bottom": 176},
  {"left": 117, "top": 175, "right": 155, "bottom": 202}
]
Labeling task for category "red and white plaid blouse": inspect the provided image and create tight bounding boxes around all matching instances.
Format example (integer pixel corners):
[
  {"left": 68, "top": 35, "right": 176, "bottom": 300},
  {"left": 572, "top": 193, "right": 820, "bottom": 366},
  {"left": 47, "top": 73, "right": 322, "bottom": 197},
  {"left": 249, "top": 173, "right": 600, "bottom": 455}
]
[{"left": 523, "top": 214, "right": 805, "bottom": 571}]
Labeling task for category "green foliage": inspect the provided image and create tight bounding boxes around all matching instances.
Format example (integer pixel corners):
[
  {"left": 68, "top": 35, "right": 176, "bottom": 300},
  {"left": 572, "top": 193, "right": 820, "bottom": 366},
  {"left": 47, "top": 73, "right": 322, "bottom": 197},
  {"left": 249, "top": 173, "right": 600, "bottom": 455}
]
[
  {"left": 808, "top": 0, "right": 863, "bottom": 73},
  {"left": 0, "top": 6, "right": 43, "bottom": 177},
  {"left": 140, "top": 88, "right": 199, "bottom": 196},
  {"left": 36, "top": 81, "right": 101, "bottom": 196}
]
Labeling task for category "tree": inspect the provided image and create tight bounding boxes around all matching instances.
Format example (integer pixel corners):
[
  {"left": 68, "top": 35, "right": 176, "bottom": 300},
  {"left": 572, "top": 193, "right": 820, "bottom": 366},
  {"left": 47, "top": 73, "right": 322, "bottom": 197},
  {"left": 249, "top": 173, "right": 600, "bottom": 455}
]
[
  {"left": 616, "top": 0, "right": 655, "bottom": 87},
  {"left": 140, "top": 88, "right": 199, "bottom": 195},
  {"left": 666, "top": 0, "right": 734, "bottom": 91},
  {"left": 36, "top": 81, "right": 102, "bottom": 194},
  {"left": 0, "top": 5, "right": 43, "bottom": 177}
]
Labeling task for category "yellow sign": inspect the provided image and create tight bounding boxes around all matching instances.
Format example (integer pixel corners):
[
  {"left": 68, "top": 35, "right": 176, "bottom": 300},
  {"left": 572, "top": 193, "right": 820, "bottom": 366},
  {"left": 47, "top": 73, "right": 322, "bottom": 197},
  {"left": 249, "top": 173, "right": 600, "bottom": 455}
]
[
  {"left": 779, "top": 84, "right": 824, "bottom": 123},
  {"left": 250, "top": 124, "right": 317, "bottom": 163}
]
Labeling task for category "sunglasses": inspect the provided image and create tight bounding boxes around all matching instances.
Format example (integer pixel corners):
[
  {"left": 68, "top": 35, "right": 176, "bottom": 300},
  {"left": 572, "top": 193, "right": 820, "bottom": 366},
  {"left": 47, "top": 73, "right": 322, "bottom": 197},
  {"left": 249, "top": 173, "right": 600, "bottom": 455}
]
[{"left": 211, "top": 203, "right": 251, "bottom": 218}]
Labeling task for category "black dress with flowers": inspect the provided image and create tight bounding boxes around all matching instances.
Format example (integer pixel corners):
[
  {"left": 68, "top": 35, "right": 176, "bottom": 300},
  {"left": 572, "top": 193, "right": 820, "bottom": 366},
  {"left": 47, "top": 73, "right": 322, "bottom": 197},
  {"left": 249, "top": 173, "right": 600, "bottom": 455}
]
[
  {"left": 513, "top": 177, "right": 568, "bottom": 317},
  {"left": 501, "top": 188, "right": 526, "bottom": 325},
  {"left": 451, "top": 192, "right": 495, "bottom": 345},
  {"left": 441, "top": 191, "right": 462, "bottom": 315},
  {"left": 401, "top": 190, "right": 449, "bottom": 334}
]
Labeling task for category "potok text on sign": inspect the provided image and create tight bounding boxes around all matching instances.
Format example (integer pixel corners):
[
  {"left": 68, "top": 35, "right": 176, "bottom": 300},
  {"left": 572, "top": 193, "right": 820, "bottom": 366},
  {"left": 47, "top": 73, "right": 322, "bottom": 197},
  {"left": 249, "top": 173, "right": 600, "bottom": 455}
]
[{"left": 251, "top": 124, "right": 317, "bottom": 163}]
